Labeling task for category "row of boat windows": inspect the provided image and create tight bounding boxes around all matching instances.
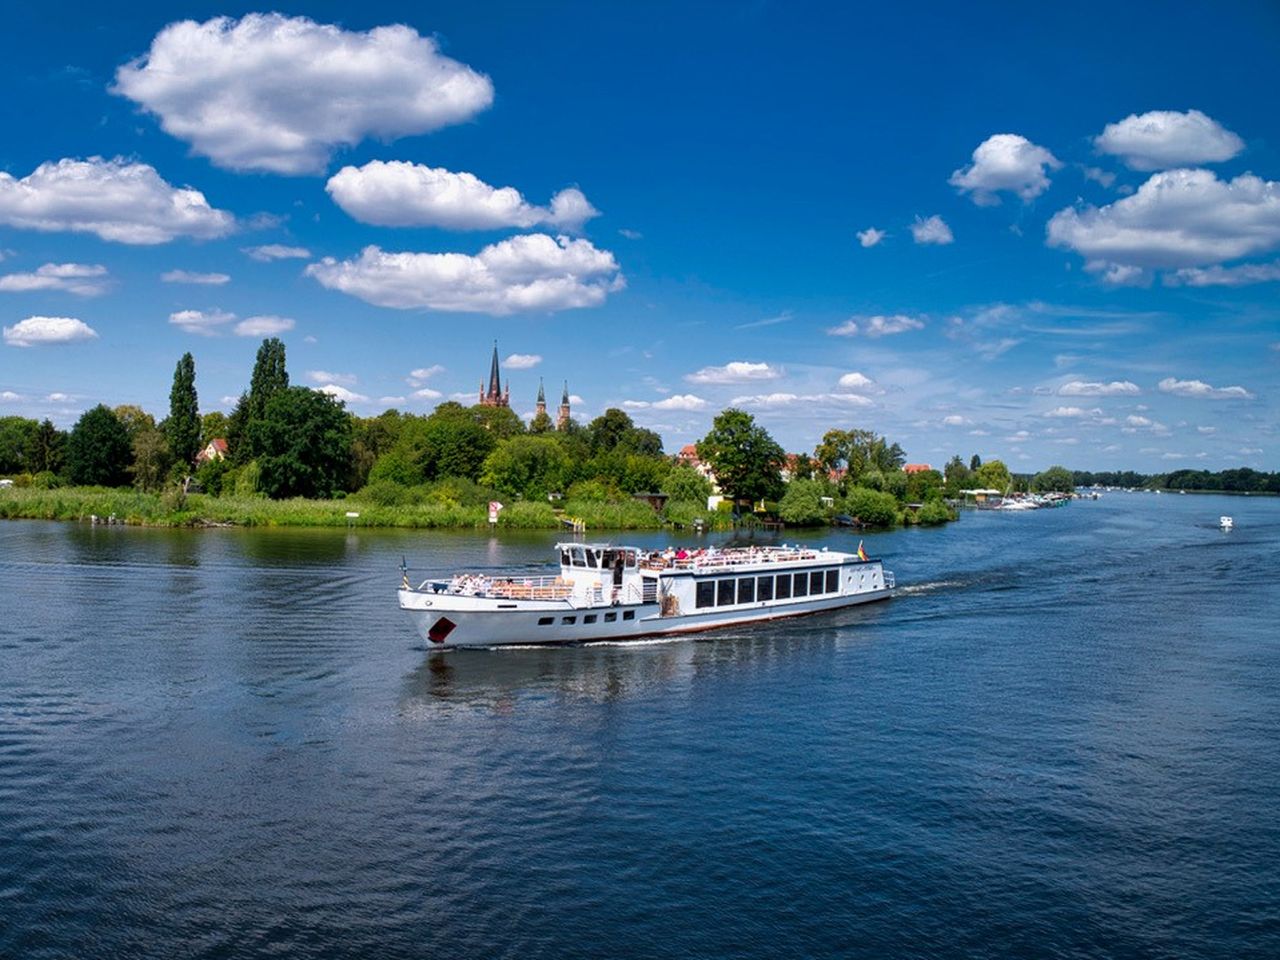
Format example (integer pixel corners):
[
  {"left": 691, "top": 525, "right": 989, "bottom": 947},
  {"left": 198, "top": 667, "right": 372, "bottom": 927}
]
[
  {"left": 537, "top": 611, "right": 637, "bottom": 626},
  {"left": 695, "top": 568, "right": 841, "bottom": 609}
]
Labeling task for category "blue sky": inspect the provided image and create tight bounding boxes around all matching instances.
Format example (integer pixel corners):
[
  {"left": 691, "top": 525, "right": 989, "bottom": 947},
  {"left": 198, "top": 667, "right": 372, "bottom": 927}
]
[{"left": 1, "top": 1, "right": 1277, "bottom": 472}]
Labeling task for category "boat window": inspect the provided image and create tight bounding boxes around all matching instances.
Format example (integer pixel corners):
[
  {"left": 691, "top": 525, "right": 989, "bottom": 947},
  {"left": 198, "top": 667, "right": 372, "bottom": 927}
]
[
  {"left": 757, "top": 576, "right": 773, "bottom": 601},
  {"left": 623, "top": 610, "right": 635, "bottom": 620},
  {"left": 810, "top": 571, "right": 824, "bottom": 594},
  {"left": 562, "top": 616, "right": 577, "bottom": 625},
  {"left": 737, "top": 577, "right": 755, "bottom": 604},
  {"left": 775, "top": 575, "right": 791, "bottom": 600},
  {"left": 538, "top": 616, "right": 554, "bottom": 625},
  {"left": 717, "top": 579, "right": 735, "bottom": 606},
  {"left": 793, "top": 572, "right": 809, "bottom": 597},
  {"left": 696, "top": 580, "right": 716, "bottom": 609},
  {"left": 585, "top": 550, "right": 599, "bottom": 569},
  {"left": 584, "top": 614, "right": 597, "bottom": 624},
  {"left": 625, "top": 550, "right": 637, "bottom": 568},
  {"left": 560, "top": 550, "right": 572, "bottom": 567},
  {"left": 605, "top": 612, "right": 618, "bottom": 622},
  {"left": 571, "top": 547, "right": 586, "bottom": 568},
  {"left": 826, "top": 569, "right": 839, "bottom": 593}
]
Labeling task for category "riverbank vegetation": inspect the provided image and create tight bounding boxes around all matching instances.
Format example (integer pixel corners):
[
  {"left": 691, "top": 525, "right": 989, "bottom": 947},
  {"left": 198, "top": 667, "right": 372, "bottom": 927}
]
[{"left": 0, "top": 340, "right": 984, "bottom": 530}]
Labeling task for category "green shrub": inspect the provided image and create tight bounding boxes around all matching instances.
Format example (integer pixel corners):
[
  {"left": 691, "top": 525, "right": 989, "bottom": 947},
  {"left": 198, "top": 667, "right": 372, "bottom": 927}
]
[
  {"left": 496, "top": 501, "right": 559, "bottom": 528},
  {"left": 916, "top": 499, "right": 952, "bottom": 525},
  {"left": 358, "top": 479, "right": 413, "bottom": 507},
  {"left": 843, "top": 486, "right": 899, "bottom": 527},
  {"left": 32, "top": 471, "right": 61, "bottom": 489}
]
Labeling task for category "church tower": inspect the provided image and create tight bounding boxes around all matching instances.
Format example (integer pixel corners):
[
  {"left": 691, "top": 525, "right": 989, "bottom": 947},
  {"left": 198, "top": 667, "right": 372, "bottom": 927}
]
[
  {"left": 535, "top": 378, "right": 546, "bottom": 418},
  {"left": 478, "top": 341, "right": 510, "bottom": 408},
  {"left": 556, "top": 380, "right": 571, "bottom": 430}
]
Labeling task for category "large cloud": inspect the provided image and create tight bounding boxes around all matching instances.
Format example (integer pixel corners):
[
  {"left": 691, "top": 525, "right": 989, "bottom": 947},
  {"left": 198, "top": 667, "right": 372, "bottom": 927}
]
[
  {"left": 0, "top": 263, "right": 109, "bottom": 296},
  {"left": 169, "top": 308, "right": 236, "bottom": 335},
  {"left": 0, "top": 157, "right": 234, "bottom": 244},
  {"left": 4, "top": 315, "right": 99, "bottom": 347},
  {"left": 623, "top": 394, "right": 708, "bottom": 411},
  {"left": 1094, "top": 109, "right": 1244, "bottom": 171},
  {"left": 327, "top": 161, "right": 599, "bottom": 230},
  {"left": 113, "top": 14, "right": 494, "bottom": 175},
  {"left": 306, "top": 235, "right": 623, "bottom": 314},
  {"left": 1046, "top": 169, "right": 1280, "bottom": 276},
  {"left": 949, "top": 133, "right": 1060, "bottom": 205},
  {"left": 684, "top": 361, "right": 781, "bottom": 384}
]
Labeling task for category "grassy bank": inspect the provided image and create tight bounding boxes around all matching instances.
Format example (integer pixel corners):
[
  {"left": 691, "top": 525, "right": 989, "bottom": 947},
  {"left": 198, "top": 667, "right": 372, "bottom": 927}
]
[{"left": 0, "top": 486, "right": 678, "bottom": 530}]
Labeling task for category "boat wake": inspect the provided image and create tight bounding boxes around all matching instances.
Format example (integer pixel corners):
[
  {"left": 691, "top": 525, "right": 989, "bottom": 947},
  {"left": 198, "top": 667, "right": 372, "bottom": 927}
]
[{"left": 894, "top": 579, "right": 965, "bottom": 596}]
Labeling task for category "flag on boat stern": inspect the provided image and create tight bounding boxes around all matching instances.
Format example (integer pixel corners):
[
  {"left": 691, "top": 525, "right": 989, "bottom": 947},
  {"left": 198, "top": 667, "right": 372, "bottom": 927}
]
[{"left": 857, "top": 540, "right": 868, "bottom": 561}]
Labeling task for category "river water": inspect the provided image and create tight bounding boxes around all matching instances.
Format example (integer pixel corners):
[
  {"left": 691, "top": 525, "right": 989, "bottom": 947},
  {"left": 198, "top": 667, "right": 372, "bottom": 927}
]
[{"left": 1, "top": 493, "right": 1277, "bottom": 959}]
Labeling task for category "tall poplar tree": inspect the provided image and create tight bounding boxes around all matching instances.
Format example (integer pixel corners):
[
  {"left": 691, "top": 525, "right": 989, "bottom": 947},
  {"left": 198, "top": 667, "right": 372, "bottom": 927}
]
[
  {"left": 248, "top": 338, "right": 289, "bottom": 422},
  {"left": 166, "top": 352, "right": 201, "bottom": 467}
]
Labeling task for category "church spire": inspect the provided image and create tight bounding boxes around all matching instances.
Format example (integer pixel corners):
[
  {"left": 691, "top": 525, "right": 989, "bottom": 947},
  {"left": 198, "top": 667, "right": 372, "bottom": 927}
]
[
  {"left": 488, "top": 340, "right": 502, "bottom": 398},
  {"left": 556, "top": 380, "right": 571, "bottom": 430},
  {"left": 536, "top": 378, "right": 545, "bottom": 404}
]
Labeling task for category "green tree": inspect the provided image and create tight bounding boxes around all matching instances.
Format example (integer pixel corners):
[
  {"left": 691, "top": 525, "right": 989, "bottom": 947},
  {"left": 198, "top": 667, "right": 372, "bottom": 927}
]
[
  {"left": 252, "top": 387, "right": 353, "bottom": 499},
  {"left": 975, "top": 459, "right": 1012, "bottom": 491},
  {"left": 470, "top": 404, "right": 525, "bottom": 439},
  {"left": 697, "top": 409, "right": 785, "bottom": 506},
  {"left": 0, "top": 416, "right": 39, "bottom": 474},
  {"left": 661, "top": 464, "right": 713, "bottom": 504},
  {"left": 814, "top": 428, "right": 902, "bottom": 487},
  {"left": 778, "top": 478, "right": 830, "bottom": 525},
  {"left": 111, "top": 405, "right": 156, "bottom": 443},
  {"left": 166, "top": 352, "right": 201, "bottom": 467},
  {"left": 587, "top": 408, "right": 634, "bottom": 453},
  {"left": 1032, "top": 465, "right": 1075, "bottom": 493},
  {"left": 201, "top": 410, "right": 229, "bottom": 442},
  {"left": 481, "top": 435, "right": 574, "bottom": 500},
  {"left": 905, "top": 468, "right": 944, "bottom": 503},
  {"left": 131, "top": 425, "right": 172, "bottom": 492},
  {"left": 529, "top": 409, "right": 554, "bottom": 434},
  {"left": 67, "top": 405, "right": 132, "bottom": 486},
  {"left": 969, "top": 453, "right": 983, "bottom": 472},
  {"left": 26, "top": 420, "right": 65, "bottom": 475},
  {"left": 248, "top": 338, "right": 289, "bottom": 422},
  {"left": 843, "top": 486, "right": 899, "bottom": 526},
  {"left": 943, "top": 455, "right": 973, "bottom": 497}
]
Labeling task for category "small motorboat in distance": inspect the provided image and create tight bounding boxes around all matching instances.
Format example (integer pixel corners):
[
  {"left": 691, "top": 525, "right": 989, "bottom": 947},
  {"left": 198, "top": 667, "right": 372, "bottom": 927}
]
[
  {"left": 399, "top": 542, "right": 894, "bottom": 649},
  {"left": 1220, "top": 516, "right": 1234, "bottom": 530}
]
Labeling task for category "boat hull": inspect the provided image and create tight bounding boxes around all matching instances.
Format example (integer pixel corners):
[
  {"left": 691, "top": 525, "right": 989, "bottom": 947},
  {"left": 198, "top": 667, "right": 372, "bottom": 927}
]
[{"left": 400, "top": 587, "right": 891, "bottom": 649}]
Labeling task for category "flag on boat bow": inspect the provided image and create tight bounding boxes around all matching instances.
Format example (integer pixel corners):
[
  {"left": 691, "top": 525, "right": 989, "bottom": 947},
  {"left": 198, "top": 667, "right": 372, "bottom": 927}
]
[{"left": 857, "top": 540, "right": 868, "bottom": 561}]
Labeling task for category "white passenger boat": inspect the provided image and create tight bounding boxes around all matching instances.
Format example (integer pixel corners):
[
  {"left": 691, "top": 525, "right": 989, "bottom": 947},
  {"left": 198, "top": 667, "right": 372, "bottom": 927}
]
[{"left": 399, "top": 542, "right": 894, "bottom": 649}]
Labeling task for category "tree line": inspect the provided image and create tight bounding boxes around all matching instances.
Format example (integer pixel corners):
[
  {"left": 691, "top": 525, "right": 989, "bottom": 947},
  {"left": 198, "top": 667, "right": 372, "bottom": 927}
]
[{"left": 0, "top": 340, "right": 1063, "bottom": 528}]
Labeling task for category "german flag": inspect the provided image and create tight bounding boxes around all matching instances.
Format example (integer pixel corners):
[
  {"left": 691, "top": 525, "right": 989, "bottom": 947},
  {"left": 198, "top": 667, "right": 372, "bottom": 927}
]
[{"left": 857, "top": 540, "right": 868, "bottom": 561}]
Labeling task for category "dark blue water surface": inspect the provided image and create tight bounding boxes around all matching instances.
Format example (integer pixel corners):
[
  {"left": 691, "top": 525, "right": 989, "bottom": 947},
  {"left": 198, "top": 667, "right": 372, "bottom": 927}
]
[{"left": 2, "top": 494, "right": 1278, "bottom": 959}]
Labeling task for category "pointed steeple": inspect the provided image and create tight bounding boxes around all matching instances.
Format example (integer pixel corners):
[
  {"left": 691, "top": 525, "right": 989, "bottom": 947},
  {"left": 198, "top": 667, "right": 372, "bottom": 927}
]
[
  {"left": 537, "top": 378, "right": 545, "bottom": 404},
  {"left": 488, "top": 340, "right": 502, "bottom": 399},
  {"left": 561, "top": 380, "right": 570, "bottom": 405}
]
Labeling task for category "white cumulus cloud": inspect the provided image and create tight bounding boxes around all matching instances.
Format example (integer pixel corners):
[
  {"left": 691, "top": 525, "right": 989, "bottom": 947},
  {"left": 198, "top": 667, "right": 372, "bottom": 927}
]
[
  {"left": 1058, "top": 380, "right": 1140, "bottom": 396},
  {"left": 0, "top": 262, "right": 109, "bottom": 296},
  {"left": 911, "top": 215, "right": 953, "bottom": 245},
  {"left": 652, "top": 394, "right": 707, "bottom": 411},
  {"left": 949, "top": 133, "right": 1061, "bottom": 205},
  {"left": 406, "top": 365, "right": 444, "bottom": 387},
  {"left": 316, "top": 384, "right": 368, "bottom": 404},
  {"left": 161, "top": 269, "right": 230, "bottom": 285},
  {"left": 306, "top": 370, "right": 357, "bottom": 386},
  {"left": 730, "top": 392, "right": 873, "bottom": 409},
  {"left": 411, "top": 387, "right": 443, "bottom": 400},
  {"left": 113, "top": 13, "right": 494, "bottom": 175},
  {"left": 306, "top": 235, "right": 624, "bottom": 314},
  {"left": 1046, "top": 170, "right": 1280, "bottom": 276},
  {"left": 856, "top": 227, "right": 885, "bottom": 248},
  {"left": 1094, "top": 109, "right": 1244, "bottom": 171},
  {"left": 243, "top": 244, "right": 311, "bottom": 262},
  {"left": 837, "top": 371, "right": 877, "bottom": 391},
  {"left": 503, "top": 353, "right": 542, "bottom": 369},
  {"left": 685, "top": 361, "right": 781, "bottom": 384},
  {"left": 1158, "top": 377, "right": 1253, "bottom": 400},
  {"left": 1044, "top": 406, "right": 1101, "bottom": 418},
  {"left": 327, "top": 161, "right": 599, "bottom": 231},
  {"left": 234, "top": 315, "right": 294, "bottom": 337},
  {"left": 0, "top": 157, "right": 233, "bottom": 244},
  {"left": 827, "top": 314, "right": 924, "bottom": 338},
  {"left": 4, "top": 315, "right": 99, "bottom": 347},
  {"left": 169, "top": 308, "right": 236, "bottom": 336}
]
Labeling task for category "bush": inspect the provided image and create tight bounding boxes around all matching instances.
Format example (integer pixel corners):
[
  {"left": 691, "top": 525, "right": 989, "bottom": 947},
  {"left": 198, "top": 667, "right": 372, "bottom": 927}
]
[
  {"left": 566, "top": 479, "right": 614, "bottom": 502},
  {"left": 778, "top": 478, "right": 830, "bottom": 526},
  {"left": 843, "top": 486, "right": 899, "bottom": 527},
  {"left": 916, "top": 498, "right": 952, "bottom": 525},
  {"left": 564, "top": 498, "right": 663, "bottom": 529},
  {"left": 359, "top": 479, "right": 413, "bottom": 507},
  {"left": 496, "top": 501, "right": 559, "bottom": 528},
  {"left": 661, "top": 465, "right": 712, "bottom": 504},
  {"left": 32, "top": 471, "right": 61, "bottom": 490},
  {"left": 195, "top": 457, "right": 233, "bottom": 497},
  {"left": 420, "top": 476, "right": 496, "bottom": 507}
]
